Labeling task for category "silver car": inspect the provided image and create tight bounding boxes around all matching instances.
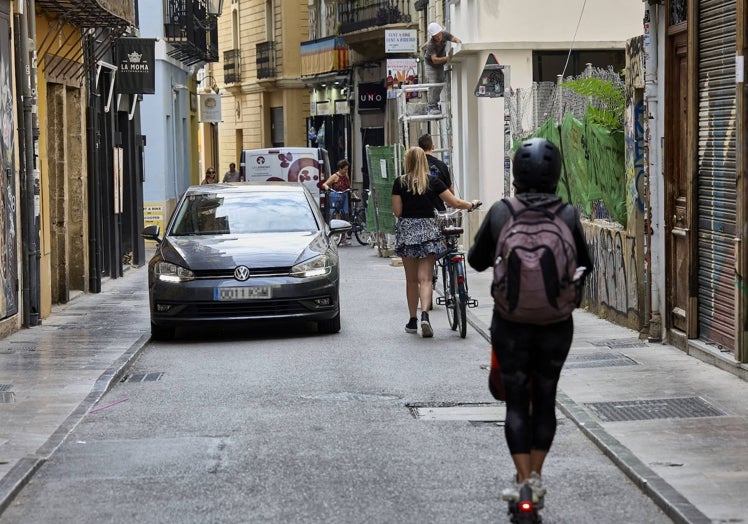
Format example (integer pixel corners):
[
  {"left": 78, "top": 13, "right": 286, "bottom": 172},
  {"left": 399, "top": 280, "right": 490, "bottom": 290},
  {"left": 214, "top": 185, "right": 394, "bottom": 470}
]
[{"left": 142, "top": 182, "right": 351, "bottom": 340}]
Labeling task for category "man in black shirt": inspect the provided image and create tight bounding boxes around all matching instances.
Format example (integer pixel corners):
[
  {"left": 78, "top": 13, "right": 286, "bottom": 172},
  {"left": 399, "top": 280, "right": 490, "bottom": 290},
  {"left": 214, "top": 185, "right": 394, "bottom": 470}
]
[{"left": 418, "top": 134, "right": 454, "bottom": 211}]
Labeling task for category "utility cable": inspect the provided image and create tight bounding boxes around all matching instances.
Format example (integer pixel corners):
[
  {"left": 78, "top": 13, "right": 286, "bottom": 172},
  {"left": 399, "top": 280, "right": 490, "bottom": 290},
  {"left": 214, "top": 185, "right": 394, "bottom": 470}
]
[{"left": 560, "top": 0, "right": 588, "bottom": 79}]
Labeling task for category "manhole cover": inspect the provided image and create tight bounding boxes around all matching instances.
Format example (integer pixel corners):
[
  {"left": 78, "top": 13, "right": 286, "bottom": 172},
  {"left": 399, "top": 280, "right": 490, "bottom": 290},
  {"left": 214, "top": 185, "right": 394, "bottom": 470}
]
[
  {"left": 407, "top": 402, "right": 505, "bottom": 421},
  {"left": 303, "top": 392, "right": 402, "bottom": 402},
  {"left": 122, "top": 372, "right": 164, "bottom": 383},
  {"left": 585, "top": 396, "right": 726, "bottom": 422},
  {"left": 565, "top": 352, "right": 638, "bottom": 369},
  {"left": 0, "top": 391, "right": 15, "bottom": 403}
]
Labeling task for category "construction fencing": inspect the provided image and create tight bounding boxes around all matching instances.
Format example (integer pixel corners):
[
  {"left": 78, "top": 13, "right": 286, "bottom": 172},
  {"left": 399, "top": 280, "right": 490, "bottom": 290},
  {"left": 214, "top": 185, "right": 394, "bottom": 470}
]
[{"left": 506, "top": 66, "right": 626, "bottom": 225}]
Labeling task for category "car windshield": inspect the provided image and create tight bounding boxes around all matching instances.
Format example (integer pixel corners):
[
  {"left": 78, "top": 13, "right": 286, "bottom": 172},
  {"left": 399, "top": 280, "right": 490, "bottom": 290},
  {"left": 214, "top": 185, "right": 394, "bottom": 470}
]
[{"left": 169, "top": 191, "right": 320, "bottom": 236}]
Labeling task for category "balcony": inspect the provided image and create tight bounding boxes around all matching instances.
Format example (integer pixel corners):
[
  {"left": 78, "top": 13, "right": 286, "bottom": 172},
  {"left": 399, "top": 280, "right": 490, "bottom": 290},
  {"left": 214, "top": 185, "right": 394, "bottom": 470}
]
[
  {"left": 338, "top": 0, "right": 411, "bottom": 34},
  {"left": 164, "top": 0, "right": 219, "bottom": 65},
  {"left": 224, "top": 49, "right": 241, "bottom": 83},
  {"left": 257, "top": 41, "right": 276, "bottom": 79},
  {"left": 336, "top": 0, "right": 413, "bottom": 60}
]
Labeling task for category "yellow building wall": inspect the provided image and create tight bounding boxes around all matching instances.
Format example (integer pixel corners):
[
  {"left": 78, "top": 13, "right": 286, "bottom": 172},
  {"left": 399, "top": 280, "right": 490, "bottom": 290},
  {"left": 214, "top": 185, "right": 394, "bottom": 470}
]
[{"left": 216, "top": 0, "right": 310, "bottom": 165}]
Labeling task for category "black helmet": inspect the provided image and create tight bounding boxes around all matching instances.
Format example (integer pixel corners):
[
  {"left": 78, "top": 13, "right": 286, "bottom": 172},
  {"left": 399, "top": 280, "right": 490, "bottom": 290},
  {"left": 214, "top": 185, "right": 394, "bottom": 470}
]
[{"left": 512, "top": 138, "right": 561, "bottom": 193}]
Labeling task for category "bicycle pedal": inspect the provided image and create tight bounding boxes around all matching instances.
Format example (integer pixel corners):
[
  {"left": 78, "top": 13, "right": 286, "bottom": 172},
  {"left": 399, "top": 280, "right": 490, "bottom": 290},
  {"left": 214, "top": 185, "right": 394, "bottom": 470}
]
[
  {"left": 435, "top": 297, "right": 446, "bottom": 306},
  {"left": 467, "top": 299, "right": 479, "bottom": 308}
]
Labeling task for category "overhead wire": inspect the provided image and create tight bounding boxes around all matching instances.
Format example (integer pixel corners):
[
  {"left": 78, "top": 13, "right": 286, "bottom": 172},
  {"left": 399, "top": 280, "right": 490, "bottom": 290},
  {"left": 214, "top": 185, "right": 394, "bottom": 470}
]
[{"left": 560, "top": 0, "right": 589, "bottom": 79}]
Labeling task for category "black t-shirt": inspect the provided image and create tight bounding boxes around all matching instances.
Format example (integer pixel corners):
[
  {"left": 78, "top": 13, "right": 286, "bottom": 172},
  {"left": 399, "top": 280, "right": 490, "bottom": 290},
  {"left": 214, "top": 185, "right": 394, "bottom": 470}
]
[
  {"left": 426, "top": 154, "right": 452, "bottom": 211},
  {"left": 392, "top": 176, "right": 448, "bottom": 218}
]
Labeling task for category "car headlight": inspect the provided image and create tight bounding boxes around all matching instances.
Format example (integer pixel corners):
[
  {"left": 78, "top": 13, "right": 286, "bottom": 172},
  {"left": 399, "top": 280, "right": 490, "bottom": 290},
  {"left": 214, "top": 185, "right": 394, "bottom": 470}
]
[
  {"left": 155, "top": 262, "right": 195, "bottom": 283},
  {"left": 290, "top": 255, "right": 332, "bottom": 278}
]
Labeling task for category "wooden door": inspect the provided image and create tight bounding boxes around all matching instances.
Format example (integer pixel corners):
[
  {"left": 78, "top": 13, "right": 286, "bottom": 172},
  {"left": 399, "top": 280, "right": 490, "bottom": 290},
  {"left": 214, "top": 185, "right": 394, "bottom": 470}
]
[{"left": 666, "top": 30, "right": 695, "bottom": 337}]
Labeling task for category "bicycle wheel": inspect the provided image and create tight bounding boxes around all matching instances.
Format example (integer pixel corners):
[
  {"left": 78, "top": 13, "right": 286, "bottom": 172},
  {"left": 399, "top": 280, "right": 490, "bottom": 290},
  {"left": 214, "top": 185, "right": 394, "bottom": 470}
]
[
  {"left": 354, "top": 209, "right": 372, "bottom": 245},
  {"left": 454, "top": 264, "right": 468, "bottom": 338},
  {"left": 442, "top": 262, "right": 458, "bottom": 330}
]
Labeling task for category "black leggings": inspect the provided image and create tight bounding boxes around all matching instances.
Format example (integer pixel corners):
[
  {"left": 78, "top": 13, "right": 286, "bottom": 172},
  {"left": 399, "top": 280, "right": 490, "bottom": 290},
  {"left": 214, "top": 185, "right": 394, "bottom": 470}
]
[{"left": 490, "top": 312, "right": 573, "bottom": 455}]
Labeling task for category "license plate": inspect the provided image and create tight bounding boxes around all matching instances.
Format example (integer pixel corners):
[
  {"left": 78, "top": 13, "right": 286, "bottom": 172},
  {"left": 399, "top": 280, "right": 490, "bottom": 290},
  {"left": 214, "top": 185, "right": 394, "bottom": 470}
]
[{"left": 215, "top": 286, "right": 271, "bottom": 300}]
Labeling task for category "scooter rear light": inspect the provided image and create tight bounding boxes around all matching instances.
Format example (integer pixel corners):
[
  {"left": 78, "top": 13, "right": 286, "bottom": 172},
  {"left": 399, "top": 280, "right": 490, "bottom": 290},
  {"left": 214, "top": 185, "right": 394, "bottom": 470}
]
[{"left": 519, "top": 501, "right": 533, "bottom": 513}]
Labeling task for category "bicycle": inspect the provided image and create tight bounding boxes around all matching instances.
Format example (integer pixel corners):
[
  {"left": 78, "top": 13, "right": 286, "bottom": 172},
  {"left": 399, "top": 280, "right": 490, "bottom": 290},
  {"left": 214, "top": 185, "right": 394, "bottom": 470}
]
[
  {"left": 434, "top": 206, "right": 481, "bottom": 338},
  {"left": 348, "top": 190, "right": 374, "bottom": 245},
  {"left": 327, "top": 189, "right": 372, "bottom": 246}
]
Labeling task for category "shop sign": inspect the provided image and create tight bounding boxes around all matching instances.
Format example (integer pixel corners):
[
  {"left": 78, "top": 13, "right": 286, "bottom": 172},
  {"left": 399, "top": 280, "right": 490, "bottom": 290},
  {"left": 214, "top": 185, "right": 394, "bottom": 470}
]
[
  {"left": 385, "top": 29, "right": 417, "bottom": 54},
  {"left": 357, "top": 82, "right": 386, "bottom": 113}
]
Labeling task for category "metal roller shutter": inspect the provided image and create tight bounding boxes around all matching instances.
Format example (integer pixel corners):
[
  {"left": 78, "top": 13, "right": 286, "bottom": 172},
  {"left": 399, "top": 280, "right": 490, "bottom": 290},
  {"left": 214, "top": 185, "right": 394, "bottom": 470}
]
[{"left": 697, "top": 0, "right": 737, "bottom": 350}]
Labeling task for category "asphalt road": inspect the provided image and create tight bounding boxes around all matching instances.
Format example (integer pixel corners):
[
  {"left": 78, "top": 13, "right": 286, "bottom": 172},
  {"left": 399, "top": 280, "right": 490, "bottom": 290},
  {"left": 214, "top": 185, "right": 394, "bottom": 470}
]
[{"left": 0, "top": 245, "right": 671, "bottom": 524}]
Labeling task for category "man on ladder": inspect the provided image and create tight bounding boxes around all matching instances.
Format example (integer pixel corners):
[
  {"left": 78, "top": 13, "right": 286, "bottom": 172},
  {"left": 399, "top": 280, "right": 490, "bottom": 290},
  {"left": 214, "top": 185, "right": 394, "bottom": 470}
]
[{"left": 423, "top": 22, "right": 462, "bottom": 116}]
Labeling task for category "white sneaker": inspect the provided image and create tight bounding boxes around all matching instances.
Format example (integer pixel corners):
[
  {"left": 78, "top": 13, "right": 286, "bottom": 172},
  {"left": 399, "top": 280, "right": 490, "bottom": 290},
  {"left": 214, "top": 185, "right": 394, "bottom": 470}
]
[
  {"left": 427, "top": 108, "right": 441, "bottom": 116},
  {"left": 527, "top": 471, "right": 545, "bottom": 508}
]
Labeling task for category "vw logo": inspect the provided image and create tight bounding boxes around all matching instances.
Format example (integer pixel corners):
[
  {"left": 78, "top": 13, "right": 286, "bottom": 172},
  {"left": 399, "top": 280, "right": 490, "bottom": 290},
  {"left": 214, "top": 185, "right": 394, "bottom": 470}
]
[{"left": 234, "top": 266, "right": 251, "bottom": 281}]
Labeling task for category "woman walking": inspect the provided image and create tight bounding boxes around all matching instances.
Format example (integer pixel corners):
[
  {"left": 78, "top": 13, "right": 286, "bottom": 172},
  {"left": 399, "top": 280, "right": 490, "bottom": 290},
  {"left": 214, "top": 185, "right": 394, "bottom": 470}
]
[{"left": 392, "top": 147, "right": 480, "bottom": 337}]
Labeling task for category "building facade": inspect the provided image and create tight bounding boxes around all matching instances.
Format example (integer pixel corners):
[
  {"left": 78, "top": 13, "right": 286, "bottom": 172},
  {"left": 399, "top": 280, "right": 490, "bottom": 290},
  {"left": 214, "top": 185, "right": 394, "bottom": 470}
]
[
  {"left": 645, "top": 0, "right": 748, "bottom": 369},
  {"left": 0, "top": 0, "right": 145, "bottom": 339},
  {"left": 212, "top": 0, "right": 310, "bottom": 172}
]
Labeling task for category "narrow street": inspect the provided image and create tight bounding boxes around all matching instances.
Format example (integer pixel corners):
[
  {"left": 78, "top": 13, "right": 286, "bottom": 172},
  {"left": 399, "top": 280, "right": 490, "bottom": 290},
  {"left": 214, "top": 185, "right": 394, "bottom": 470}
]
[{"left": 0, "top": 246, "right": 670, "bottom": 523}]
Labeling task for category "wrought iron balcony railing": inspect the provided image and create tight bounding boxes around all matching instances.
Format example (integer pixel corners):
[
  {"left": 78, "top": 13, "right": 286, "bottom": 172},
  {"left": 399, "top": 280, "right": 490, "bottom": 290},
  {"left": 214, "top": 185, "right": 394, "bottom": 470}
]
[
  {"left": 338, "top": 0, "right": 412, "bottom": 34},
  {"left": 257, "top": 41, "right": 276, "bottom": 79},
  {"left": 164, "top": 0, "right": 219, "bottom": 65},
  {"left": 224, "top": 49, "right": 241, "bottom": 83}
]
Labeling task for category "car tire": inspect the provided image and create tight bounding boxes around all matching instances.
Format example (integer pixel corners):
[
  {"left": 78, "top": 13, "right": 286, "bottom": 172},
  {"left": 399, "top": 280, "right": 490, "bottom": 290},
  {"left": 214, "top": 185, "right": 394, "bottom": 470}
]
[
  {"left": 151, "top": 323, "right": 175, "bottom": 341},
  {"left": 317, "top": 312, "right": 341, "bottom": 334}
]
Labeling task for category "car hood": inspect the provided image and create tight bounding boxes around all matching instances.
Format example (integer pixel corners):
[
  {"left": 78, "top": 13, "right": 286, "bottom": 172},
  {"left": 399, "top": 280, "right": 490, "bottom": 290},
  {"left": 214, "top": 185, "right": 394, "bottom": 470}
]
[{"left": 159, "top": 231, "right": 331, "bottom": 269}]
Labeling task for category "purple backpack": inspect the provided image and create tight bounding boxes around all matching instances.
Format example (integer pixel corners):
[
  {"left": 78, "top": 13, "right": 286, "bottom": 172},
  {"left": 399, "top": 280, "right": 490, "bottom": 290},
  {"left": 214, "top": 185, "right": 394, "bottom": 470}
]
[{"left": 492, "top": 197, "right": 578, "bottom": 325}]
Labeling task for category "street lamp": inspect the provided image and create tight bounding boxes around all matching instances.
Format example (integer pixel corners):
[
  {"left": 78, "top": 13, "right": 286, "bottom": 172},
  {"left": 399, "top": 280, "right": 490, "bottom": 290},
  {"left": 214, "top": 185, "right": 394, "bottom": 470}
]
[{"left": 206, "top": 0, "right": 224, "bottom": 17}]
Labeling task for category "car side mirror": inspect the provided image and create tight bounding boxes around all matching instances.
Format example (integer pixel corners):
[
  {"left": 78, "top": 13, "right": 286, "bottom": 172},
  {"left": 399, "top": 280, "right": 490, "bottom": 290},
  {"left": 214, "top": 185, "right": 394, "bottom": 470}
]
[{"left": 141, "top": 224, "right": 162, "bottom": 243}]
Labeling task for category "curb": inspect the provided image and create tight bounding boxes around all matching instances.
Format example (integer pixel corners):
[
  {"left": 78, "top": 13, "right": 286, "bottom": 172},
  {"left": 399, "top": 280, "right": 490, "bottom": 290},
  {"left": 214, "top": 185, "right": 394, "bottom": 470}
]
[{"left": 465, "top": 307, "right": 710, "bottom": 524}]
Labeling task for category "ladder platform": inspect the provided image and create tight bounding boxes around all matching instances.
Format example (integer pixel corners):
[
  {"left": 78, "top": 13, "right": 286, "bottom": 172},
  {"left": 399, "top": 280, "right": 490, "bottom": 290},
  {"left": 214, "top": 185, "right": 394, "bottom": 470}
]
[{"left": 399, "top": 114, "right": 446, "bottom": 121}]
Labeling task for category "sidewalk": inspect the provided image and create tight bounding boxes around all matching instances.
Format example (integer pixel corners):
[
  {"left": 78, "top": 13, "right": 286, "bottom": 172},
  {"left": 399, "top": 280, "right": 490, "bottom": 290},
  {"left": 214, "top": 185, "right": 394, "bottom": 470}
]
[
  {"left": 464, "top": 264, "right": 748, "bottom": 524},
  {"left": 0, "top": 263, "right": 151, "bottom": 514},
  {"left": 1, "top": 257, "right": 747, "bottom": 522}
]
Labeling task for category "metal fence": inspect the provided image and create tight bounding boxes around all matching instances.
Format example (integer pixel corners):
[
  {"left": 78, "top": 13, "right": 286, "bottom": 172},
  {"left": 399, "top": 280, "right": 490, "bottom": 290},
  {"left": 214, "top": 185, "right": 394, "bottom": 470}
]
[
  {"left": 506, "top": 66, "right": 625, "bottom": 222},
  {"left": 506, "top": 66, "right": 624, "bottom": 141}
]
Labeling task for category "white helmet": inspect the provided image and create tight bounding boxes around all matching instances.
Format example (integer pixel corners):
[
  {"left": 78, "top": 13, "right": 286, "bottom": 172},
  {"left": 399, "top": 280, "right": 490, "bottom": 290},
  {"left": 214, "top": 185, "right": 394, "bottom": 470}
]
[{"left": 427, "top": 22, "right": 443, "bottom": 37}]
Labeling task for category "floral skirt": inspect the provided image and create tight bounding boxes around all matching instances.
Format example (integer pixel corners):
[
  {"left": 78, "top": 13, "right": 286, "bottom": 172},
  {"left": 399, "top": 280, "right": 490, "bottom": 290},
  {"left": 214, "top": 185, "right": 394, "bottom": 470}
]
[{"left": 394, "top": 217, "right": 447, "bottom": 259}]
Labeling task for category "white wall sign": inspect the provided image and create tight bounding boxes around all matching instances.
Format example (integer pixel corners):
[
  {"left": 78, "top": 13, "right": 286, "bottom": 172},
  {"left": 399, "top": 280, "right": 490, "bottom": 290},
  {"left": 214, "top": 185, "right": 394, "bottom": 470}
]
[{"left": 385, "top": 29, "right": 417, "bottom": 54}]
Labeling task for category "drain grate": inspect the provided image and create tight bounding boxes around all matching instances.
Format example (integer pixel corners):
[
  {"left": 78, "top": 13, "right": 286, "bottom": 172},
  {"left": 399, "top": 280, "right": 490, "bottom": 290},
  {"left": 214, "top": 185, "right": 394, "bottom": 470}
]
[
  {"left": 585, "top": 396, "right": 726, "bottom": 422},
  {"left": 0, "top": 384, "right": 11, "bottom": 391},
  {"left": 0, "top": 391, "right": 15, "bottom": 403},
  {"left": 407, "top": 402, "right": 505, "bottom": 422},
  {"left": 565, "top": 352, "right": 638, "bottom": 369},
  {"left": 122, "top": 372, "right": 164, "bottom": 383},
  {"left": 590, "top": 338, "right": 647, "bottom": 349}
]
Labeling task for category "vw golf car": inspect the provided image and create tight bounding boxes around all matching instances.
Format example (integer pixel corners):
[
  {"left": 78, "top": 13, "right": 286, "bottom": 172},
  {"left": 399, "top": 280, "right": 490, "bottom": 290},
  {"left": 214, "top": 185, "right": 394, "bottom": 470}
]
[{"left": 142, "top": 183, "right": 351, "bottom": 340}]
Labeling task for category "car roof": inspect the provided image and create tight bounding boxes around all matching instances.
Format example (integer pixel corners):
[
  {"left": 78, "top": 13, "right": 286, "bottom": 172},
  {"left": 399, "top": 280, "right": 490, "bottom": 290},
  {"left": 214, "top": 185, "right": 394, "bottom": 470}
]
[{"left": 185, "top": 182, "right": 308, "bottom": 196}]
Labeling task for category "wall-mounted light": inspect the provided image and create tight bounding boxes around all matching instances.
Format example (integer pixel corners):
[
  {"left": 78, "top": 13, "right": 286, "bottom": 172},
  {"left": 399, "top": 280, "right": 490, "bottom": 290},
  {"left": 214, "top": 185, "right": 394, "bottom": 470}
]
[{"left": 207, "top": 0, "right": 225, "bottom": 16}]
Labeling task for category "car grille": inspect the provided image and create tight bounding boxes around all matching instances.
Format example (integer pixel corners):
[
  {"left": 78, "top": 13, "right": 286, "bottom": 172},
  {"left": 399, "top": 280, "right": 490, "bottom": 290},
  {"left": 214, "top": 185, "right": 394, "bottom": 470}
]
[
  {"left": 178, "top": 297, "right": 327, "bottom": 317},
  {"left": 192, "top": 267, "right": 292, "bottom": 279}
]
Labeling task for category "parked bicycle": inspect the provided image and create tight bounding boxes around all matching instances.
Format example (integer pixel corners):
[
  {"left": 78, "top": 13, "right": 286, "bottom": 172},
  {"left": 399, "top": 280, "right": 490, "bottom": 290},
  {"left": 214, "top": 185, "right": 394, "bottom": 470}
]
[
  {"left": 327, "top": 189, "right": 373, "bottom": 246},
  {"left": 434, "top": 206, "right": 481, "bottom": 338}
]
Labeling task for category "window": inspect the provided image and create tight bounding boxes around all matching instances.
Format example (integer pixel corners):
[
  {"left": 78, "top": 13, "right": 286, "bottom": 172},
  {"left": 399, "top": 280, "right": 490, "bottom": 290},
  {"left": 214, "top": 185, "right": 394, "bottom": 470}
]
[{"left": 532, "top": 50, "right": 625, "bottom": 83}]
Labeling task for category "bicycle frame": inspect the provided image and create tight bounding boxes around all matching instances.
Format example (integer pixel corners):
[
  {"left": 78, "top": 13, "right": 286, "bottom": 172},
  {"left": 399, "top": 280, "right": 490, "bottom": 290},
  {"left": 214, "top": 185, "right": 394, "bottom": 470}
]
[{"left": 434, "top": 209, "right": 478, "bottom": 338}]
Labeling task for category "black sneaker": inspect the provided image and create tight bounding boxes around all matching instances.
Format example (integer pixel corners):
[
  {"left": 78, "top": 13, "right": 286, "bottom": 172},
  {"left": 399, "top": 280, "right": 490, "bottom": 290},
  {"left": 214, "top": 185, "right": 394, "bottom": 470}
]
[
  {"left": 420, "top": 312, "right": 433, "bottom": 338},
  {"left": 405, "top": 317, "right": 418, "bottom": 334}
]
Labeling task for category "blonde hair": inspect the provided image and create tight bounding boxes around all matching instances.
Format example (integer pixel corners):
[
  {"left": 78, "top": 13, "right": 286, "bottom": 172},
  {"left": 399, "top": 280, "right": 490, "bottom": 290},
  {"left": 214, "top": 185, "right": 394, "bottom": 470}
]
[{"left": 401, "top": 147, "right": 430, "bottom": 195}]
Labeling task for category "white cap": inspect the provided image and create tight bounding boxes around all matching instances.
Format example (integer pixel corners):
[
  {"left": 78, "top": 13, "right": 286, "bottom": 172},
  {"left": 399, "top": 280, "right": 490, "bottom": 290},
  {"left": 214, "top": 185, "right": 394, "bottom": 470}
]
[{"left": 427, "top": 22, "right": 443, "bottom": 37}]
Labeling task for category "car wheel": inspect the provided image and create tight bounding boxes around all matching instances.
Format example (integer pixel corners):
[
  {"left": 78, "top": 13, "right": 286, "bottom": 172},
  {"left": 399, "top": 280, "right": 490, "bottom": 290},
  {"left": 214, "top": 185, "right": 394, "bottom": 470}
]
[
  {"left": 317, "top": 312, "right": 341, "bottom": 334},
  {"left": 151, "top": 322, "right": 175, "bottom": 341}
]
